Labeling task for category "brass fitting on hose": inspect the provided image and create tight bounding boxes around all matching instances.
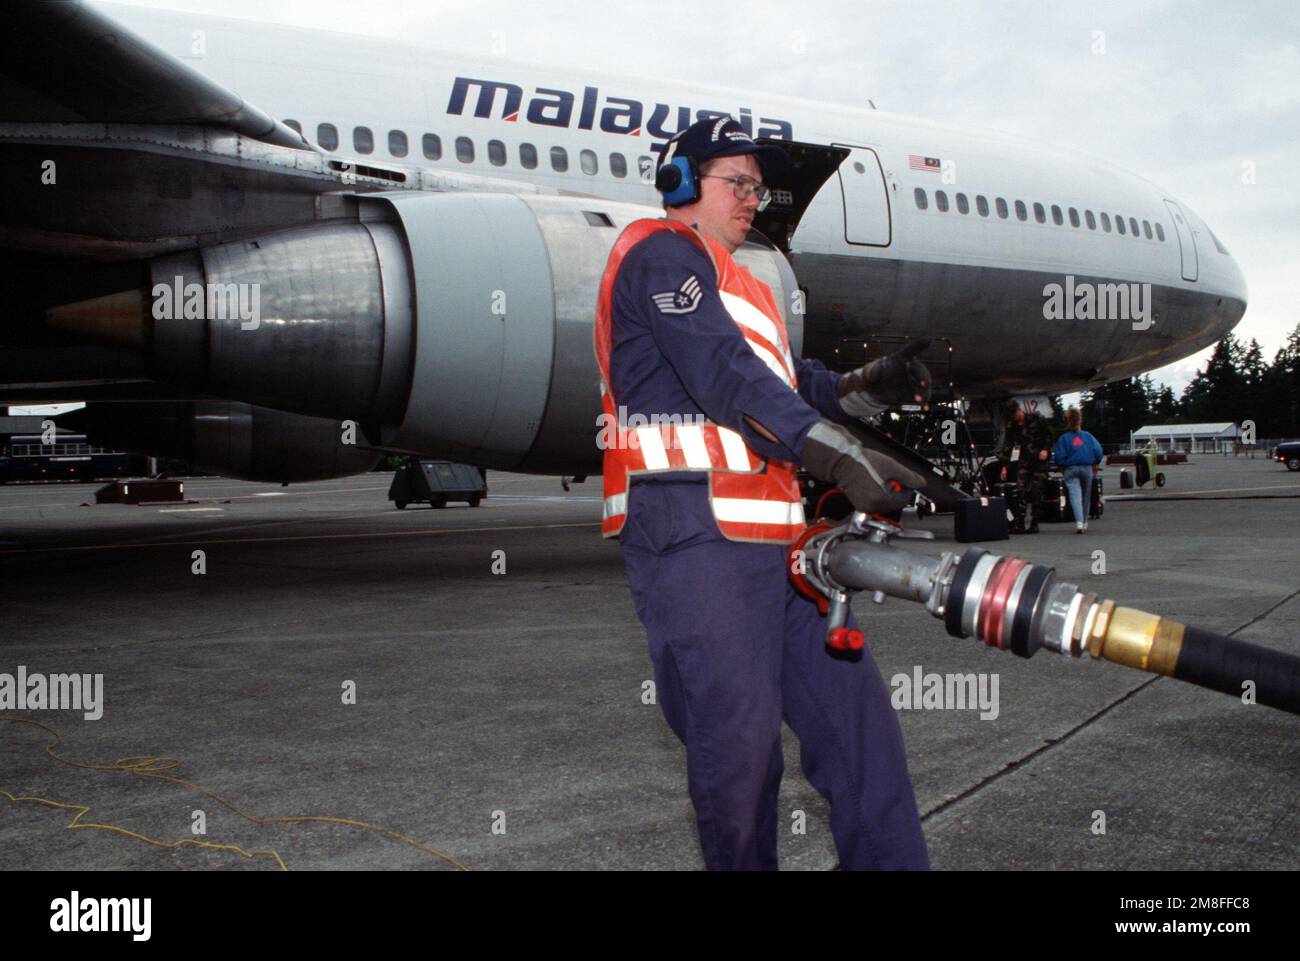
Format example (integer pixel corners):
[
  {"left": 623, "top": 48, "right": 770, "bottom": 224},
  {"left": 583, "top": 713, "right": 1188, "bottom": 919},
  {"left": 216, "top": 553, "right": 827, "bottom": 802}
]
[{"left": 1086, "top": 601, "right": 1186, "bottom": 676}]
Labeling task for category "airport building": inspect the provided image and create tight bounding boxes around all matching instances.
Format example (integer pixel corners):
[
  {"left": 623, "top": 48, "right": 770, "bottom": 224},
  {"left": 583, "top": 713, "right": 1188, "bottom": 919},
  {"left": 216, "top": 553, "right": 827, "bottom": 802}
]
[{"left": 1130, "top": 422, "right": 1241, "bottom": 453}]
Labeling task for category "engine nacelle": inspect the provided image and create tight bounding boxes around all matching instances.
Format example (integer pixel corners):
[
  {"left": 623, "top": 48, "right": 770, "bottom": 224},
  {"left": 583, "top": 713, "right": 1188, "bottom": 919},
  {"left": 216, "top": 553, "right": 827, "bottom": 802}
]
[{"left": 51, "top": 193, "right": 805, "bottom": 475}]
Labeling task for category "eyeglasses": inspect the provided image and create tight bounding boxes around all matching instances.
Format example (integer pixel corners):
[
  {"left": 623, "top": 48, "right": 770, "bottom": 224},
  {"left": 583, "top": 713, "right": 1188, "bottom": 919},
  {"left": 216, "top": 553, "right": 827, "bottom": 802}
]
[{"left": 700, "top": 174, "right": 772, "bottom": 211}]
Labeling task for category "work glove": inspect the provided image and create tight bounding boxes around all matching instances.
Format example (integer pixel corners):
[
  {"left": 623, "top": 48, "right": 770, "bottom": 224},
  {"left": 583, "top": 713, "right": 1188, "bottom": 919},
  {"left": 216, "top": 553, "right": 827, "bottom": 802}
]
[
  {"left": 837, "top": 338, "right": 932, "bottom": 418},
  {"left": 801, "top": 420, "right": 929, "bottom": 515}
]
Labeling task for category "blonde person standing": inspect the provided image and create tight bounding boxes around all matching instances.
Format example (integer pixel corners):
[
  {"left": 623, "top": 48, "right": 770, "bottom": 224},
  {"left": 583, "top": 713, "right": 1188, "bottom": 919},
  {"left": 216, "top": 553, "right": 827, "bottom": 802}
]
[{"left": 1052, "top": 407, "right": 1104, "bottom": 533}]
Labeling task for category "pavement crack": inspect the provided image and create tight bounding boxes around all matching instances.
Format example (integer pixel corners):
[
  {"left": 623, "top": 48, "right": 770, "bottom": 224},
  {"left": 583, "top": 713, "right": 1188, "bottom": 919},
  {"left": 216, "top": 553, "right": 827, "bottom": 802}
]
[{"left": 920, "top": 588, "right": 1300, "bottom": 823}]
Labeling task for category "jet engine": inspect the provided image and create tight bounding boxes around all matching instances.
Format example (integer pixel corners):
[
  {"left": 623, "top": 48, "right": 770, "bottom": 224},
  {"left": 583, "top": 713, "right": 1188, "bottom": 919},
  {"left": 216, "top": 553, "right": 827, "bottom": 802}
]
[{"left": 48, "top": 193, "right": 805, "bottom": 476}]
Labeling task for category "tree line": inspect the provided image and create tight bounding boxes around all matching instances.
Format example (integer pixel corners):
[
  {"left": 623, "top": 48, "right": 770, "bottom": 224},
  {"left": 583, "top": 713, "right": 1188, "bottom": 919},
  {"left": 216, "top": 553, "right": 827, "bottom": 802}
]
[{"left": 1047, "top": 324, "right": 1300, "bottom": 448}]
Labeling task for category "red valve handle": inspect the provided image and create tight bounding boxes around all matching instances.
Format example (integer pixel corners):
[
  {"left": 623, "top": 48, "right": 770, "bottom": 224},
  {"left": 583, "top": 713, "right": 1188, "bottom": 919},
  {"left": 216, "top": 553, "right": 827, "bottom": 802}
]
[{"left": 827, "top": 627, "right": 865, "bottom": 652}]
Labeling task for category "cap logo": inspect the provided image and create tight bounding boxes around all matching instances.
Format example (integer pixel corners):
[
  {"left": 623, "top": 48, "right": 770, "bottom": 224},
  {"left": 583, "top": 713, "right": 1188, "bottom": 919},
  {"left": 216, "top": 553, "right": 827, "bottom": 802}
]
[{"left": 710, "top": 117, "right": 729, "bottom": 141}]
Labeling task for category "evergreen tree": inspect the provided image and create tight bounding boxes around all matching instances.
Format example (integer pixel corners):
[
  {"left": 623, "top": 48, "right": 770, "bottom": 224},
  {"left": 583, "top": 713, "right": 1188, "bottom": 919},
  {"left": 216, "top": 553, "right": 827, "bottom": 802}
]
[
  {"left": 1260, "top": 323, "right": 1300, "bottom": 439},
  {"left": 1082, "top": 377, "right": 1148, "bottom": 447},
  {"left": 1182, "top": 334, "right": 1247, "bottom": 422},
  {"left": 1154, "top": 384, "right": 1178, "bottom": 419}
]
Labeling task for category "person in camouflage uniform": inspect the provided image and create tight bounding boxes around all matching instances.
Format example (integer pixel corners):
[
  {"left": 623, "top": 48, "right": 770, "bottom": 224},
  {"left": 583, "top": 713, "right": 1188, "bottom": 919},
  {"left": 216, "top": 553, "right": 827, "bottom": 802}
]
[{"left": 997, "top": 400, "right": 1052, "bottom": 533}]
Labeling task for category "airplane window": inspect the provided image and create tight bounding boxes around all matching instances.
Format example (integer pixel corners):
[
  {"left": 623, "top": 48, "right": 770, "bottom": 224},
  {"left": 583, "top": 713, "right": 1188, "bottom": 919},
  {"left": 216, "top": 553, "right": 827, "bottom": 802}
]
[
  {"left": 317, "top": 123, "right": 339, "bottom": 151},
  {"left": 638, "top": 156, "right": 655, "bottom": 183},
  {"left": 976, "top": 195, "right": 989, "bottom": 217},
  {"left": 1085, "top": 210, "right": 1096, "bottom": 230},
  {"left": 1100, "top": 212, "right": 1111, "bottom": 232},
  {"left": 389, "top": 130, "right": 408, "bottom": 158},
  {"left": 456, "top": 137, "right": 474, "bottom": 163},
  {"left": 1068, "top": 207, "right": 1080, "bottom": 228},
  {"left": 1156, "top": 222, "right": 1166, "bottom": 242},
  {"left": 956, "top": 193, "right": 969, "bottom": 214},
  {"left": 1129, "top": 217, "right": 1140, "bottom": 237},
  {"left": 551, "top": 146, "right": 569, "bottom": 172},
  {"left": 353, "top": 126, "right": 374, "bottom": 154},
  {"left": 1014, "top": 200, "right": 1027, "bottom": 221},
  {"left": 1033, "top": 202, "right": 1046, "bottom": 224},
  {"left": 935, "top": 190, "right": 949, "bottom": 212},
  {"left": 996, "top": 198, "right": 1008, "bottom": 219},
  {"left": 580, "top": 149, "right": 598, "bottom": 175},
  {"left": 1051, "top": 204, "right": 1063, "bottom": 226},
  {"left": 610, "top": 153, "right": 627, "bottom": 178},
  {"left": 914, "top": 188, "right": 928, "bottom": 210},
  {"left": 283, "top": 119, "right": 302, "bottom": 134},
  {"left": 1142, "top": 220, "right": 1153, "bottom": 240},
  {"left": 1116, "top": 215, "right": 1126, "bottom": 235},
  {"left": 488, "top": 139, "right": 507, "bottom": 166},
  {"left": 520, "top": 143, "right": 538, "bottom": 169},
  {"left": 423, "top": 134, "right": 442, "bottom": 160}
]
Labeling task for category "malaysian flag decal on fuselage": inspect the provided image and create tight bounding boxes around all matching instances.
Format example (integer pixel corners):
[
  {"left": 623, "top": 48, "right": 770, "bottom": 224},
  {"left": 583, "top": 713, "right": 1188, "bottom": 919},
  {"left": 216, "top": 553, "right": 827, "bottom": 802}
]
[{"left": 909, "top": 154, "right": 942, "bottom": 173}]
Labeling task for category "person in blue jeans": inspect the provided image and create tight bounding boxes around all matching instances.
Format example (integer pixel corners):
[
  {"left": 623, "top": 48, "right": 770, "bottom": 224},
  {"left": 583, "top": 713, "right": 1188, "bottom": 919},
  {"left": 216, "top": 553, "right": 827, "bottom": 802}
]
[{"left": 1052, "top": 407, "right": 1104, "bottom": 533}]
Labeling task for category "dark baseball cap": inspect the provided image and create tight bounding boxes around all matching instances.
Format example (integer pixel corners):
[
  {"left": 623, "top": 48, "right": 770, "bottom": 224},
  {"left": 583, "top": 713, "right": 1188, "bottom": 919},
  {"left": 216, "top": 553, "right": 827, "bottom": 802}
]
[{"left": 658, "top": 116, "right": 790, "bottom": 180}]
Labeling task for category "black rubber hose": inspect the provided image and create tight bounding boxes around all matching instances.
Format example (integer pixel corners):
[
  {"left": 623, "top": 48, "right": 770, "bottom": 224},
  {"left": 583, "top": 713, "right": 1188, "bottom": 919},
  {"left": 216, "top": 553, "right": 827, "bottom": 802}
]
[{"left": 1173, "top": 625, "right": 1300, "bottom": 715}]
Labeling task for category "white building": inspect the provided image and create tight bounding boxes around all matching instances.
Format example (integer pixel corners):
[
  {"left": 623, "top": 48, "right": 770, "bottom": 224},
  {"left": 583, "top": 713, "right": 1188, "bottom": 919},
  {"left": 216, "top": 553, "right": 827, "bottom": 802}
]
[{"left": 1130, "top": 423, "right": 1240, "bottom": 453}]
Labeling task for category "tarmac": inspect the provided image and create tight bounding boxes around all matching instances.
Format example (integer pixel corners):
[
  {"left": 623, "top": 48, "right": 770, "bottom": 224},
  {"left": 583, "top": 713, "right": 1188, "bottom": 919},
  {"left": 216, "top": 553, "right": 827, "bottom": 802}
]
[{"left": 1, "top": 455, "right": 1297, "bottom": 871}]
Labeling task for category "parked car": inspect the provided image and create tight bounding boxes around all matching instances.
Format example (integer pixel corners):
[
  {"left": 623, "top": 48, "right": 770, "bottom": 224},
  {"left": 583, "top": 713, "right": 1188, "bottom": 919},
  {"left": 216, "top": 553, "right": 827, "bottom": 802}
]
[{"left": 1273, "top": 441, "right": 1300, "bottom": 471}]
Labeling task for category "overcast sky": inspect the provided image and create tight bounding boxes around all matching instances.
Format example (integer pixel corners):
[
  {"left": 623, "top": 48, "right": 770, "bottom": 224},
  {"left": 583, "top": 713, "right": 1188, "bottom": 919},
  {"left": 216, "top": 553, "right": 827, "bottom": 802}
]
[{"left": 104, "top": 0, "right": 1300, "bottom": 395}]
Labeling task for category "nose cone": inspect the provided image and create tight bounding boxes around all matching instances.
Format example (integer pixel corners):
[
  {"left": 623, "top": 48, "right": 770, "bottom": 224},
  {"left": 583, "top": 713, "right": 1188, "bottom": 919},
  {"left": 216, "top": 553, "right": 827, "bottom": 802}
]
[
  {"left": 1221, "top": 250, "right": 1249, "bottom": 323},
  {"left": 1188, "top": 203, "right": 1248, "bottom": 341},
  {"left": 1209, "top": 244, "right": 1249, "bottom": 344}
]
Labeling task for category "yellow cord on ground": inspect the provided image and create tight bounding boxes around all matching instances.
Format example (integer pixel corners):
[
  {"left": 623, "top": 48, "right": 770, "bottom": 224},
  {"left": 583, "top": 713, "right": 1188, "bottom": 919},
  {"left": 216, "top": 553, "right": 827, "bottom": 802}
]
[{"left": 0, "top": 715, "right": 470, "bottom": 871}]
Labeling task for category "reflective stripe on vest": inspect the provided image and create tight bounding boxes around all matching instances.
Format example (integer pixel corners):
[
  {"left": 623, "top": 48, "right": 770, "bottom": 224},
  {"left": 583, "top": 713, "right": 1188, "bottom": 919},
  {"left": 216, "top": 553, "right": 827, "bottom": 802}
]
[{"left": 593, "top": 218, "right": 806, "bottom": 544}]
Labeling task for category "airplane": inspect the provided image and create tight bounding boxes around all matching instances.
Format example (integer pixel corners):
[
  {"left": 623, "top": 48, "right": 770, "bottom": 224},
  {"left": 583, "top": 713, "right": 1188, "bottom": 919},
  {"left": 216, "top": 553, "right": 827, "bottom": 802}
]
[{"left": 0, "top": 0, "right": 1248, "bottom": 487}]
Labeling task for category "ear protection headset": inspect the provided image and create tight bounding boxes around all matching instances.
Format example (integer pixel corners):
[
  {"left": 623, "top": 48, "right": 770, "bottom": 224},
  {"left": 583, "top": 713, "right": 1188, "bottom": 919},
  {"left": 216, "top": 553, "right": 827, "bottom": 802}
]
[{"left": 655, "top": 154, "right": 699, "bottom": 207}]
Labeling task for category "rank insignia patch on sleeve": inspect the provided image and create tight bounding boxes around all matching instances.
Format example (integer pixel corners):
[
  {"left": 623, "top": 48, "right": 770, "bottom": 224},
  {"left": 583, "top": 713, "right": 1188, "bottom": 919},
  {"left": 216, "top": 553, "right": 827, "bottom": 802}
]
[{"left": 651, "top": 275, "right": 703, "bottom": 315}]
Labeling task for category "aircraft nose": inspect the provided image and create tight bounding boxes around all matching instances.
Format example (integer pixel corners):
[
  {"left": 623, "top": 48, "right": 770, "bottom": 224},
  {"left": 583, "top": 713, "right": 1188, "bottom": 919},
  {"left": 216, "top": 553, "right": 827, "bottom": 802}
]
[{"left": 1216, "top": 248, "right": 1249, "bottom": 338}]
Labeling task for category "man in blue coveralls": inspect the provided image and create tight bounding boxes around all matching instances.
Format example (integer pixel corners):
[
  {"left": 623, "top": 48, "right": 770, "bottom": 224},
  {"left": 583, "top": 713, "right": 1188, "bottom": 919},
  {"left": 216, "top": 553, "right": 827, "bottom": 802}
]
[{"left": 603, "top": 116, "right": 932, "bottom": 870}]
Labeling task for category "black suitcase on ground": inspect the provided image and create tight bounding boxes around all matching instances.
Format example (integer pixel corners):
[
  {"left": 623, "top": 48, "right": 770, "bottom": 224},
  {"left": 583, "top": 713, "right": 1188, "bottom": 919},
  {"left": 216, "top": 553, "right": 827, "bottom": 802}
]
[
  {"left": 955, "top": 495, "right": 1010, "bottom": 542},
  {"left": 992, "top": 481, "right": 1020, "bottom": 515},
  {"left": 1039, "top": 476, "right": 1064, "bottom": 522}
]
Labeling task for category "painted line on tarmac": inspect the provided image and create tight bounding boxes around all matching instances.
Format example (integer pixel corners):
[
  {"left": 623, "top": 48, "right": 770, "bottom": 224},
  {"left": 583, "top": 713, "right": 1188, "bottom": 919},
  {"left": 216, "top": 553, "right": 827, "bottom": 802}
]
[
  {"left": 0, "top": 521, "right": 603, "bottom": 555},
  {"left": 1105, "top": 481, "right": 1300, "bottom": 501}
]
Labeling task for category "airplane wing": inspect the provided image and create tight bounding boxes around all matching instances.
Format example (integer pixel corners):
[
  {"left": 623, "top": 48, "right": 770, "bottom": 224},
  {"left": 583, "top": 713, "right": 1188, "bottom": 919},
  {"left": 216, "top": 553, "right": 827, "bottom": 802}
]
[{"left": 1, "top": 0, "right": 307, "bottom": 150}]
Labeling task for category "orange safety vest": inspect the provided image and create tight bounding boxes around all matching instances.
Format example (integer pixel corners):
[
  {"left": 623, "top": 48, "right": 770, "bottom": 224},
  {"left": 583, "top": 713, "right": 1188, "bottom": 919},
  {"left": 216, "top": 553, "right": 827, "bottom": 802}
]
[{"left": 593, "top": 218, "right": 806, "bottom": 544}]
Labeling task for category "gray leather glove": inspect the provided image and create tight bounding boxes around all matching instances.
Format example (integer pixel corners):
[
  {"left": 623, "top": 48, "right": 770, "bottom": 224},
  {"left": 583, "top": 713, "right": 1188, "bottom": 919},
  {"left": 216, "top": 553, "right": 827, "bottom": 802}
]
[
  {"left": 801, "top": 420, "right": 929, "bottom": 515},
  {"left": 837, "top": 339, "right": 932, "bottom": 418}
]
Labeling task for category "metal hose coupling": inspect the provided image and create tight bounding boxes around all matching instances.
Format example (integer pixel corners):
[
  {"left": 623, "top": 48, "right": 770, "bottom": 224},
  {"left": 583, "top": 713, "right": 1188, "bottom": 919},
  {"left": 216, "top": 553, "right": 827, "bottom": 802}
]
[{"left": 788, "top": 513, "right": 1300, "bottom": 715}]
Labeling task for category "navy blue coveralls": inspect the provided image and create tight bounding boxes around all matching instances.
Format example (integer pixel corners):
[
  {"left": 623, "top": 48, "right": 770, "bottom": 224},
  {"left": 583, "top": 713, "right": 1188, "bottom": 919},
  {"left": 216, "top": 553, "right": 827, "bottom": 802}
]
[{"left": 610, "top": 230, "right": 929, "bottom": 870}]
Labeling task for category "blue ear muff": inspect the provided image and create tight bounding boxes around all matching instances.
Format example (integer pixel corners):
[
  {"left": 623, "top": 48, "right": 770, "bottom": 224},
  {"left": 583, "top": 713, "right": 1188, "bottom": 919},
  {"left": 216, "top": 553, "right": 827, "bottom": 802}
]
[{"left": 656, "top": 156, "right": 698, "bottom": 207}]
